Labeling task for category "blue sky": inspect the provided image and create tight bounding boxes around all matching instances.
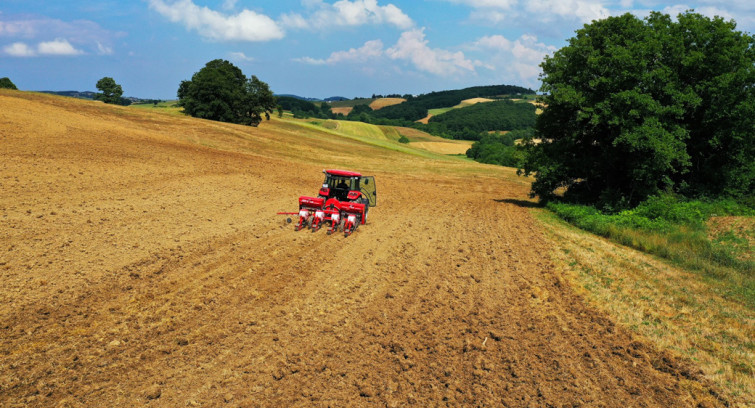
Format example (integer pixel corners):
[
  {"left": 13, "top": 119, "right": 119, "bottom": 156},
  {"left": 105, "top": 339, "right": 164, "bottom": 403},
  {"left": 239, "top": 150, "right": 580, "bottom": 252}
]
[{"left": 1, "top": 1, "right": 753, "bottom": 99}]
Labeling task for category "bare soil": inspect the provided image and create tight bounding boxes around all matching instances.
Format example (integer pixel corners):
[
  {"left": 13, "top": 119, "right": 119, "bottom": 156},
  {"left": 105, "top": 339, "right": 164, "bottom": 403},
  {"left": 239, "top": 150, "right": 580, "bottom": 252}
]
[{"left": 0, "top": 91, "right": 726, "bottom": 407}]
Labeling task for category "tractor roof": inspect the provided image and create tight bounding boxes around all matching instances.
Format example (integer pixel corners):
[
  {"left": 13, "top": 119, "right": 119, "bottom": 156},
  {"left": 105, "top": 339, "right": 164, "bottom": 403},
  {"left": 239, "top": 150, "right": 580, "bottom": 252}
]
[{"left": 325, "top": 169, "right": 362, "bottom": 177}]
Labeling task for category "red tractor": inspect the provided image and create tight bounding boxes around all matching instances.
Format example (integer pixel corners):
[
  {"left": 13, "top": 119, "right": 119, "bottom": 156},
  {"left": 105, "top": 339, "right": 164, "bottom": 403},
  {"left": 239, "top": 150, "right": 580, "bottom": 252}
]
[{"left": 295, "top": 169, "right": 377, "bottom": 236}]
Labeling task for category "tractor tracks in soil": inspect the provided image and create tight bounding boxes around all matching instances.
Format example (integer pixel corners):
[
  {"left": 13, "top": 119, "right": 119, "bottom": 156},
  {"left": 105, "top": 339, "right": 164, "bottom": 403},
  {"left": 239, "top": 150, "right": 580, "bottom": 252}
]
[{"left": 0, "top": 91, "right": 726, "bottom": 407}]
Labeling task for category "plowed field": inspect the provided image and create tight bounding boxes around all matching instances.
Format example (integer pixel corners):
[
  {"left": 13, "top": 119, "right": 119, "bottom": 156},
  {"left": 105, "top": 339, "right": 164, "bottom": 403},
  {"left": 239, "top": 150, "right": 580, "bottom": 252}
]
[{"left": 0, "top": 91, "right": 726, "bottom": 407}]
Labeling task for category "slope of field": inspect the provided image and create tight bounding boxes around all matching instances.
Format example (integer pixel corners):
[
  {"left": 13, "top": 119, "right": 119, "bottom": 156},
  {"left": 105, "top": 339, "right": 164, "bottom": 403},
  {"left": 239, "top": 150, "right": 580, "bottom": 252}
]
[
  {"left": 0, "top": 90, "right": 728, "bottom": 407},
  {"left": 416, "top": 113, "right": 432, "bottom": 124},
  {"left": 410, "top": 141, "right": 471, "bottom": 155},
  {"left": 393, "top": 127, "right": 473, "bottom": 155},
  {"left": 331, "top": 107, "right": 353, "bottom": 116},
  {"left": 369, "top": 98, "right": 405, "bottom": 110},
  {"left": 428, "top": 97, "right": 495, "bottom": 117}
]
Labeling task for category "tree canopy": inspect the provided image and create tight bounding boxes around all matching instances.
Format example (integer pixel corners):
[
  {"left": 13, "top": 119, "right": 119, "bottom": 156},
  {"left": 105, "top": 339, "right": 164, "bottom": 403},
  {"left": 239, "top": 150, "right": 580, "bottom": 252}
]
[
  {"left": 0, "top": 77, "right": 18, "bottom": 90},
  {"left": 95, "top": 77, "right": 124, "bottom": 105},
  {"left": 178, "top": 59, "right": 276, "bottom": 127},
  {"left": 522, "top": 11, "right": 755, "bottom": 208}
]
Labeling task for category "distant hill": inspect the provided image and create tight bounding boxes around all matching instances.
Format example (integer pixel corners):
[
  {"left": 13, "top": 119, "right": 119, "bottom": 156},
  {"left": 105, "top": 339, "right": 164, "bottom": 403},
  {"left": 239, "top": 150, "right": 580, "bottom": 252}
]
[
  {"left": 40, "top": 90, "right": 96, "bottom": 100},
  {"left": 38, "top": 90, "right": 162, "bottom": 105},
  {"left": 370, "top": 84, "right": 535, "bottom": 122},
  {"left": 275, "top": 94, "right": 320, "bottom": 101}
]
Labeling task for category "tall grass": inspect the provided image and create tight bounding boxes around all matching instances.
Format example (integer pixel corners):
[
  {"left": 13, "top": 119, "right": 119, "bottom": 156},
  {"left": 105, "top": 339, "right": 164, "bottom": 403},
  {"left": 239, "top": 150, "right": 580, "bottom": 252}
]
[{"left": 547, "top": 195, "right": 754, "bottom": 307}]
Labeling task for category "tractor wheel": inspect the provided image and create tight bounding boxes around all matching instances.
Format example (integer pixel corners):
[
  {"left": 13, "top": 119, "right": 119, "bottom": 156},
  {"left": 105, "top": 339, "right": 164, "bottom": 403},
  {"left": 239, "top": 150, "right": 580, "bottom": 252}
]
[{"left": 359, "top": 198, "right": 370, "bottom": 223}]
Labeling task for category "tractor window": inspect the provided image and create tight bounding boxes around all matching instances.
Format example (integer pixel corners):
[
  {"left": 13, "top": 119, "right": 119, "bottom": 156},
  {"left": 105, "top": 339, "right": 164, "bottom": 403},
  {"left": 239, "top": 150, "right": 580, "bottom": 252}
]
[{"left": 360, "top": 176, "right": 377, "bottom": 207}]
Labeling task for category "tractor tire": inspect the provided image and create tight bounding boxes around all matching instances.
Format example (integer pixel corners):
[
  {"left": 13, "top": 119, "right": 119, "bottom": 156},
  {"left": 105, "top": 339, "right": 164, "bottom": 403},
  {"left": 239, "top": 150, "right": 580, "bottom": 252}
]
[{"left": 359, "top": 198, "right": 370, "bottom": 224}]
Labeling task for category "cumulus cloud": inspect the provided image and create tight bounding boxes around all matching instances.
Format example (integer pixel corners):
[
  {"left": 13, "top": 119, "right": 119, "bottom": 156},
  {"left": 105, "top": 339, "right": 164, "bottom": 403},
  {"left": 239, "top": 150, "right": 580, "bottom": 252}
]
[
  {"left": 386, "top": 29, "right": 478, "bottom": 76},
  {"left": 473, "top": 33, "right": 556, "bottom": 85},
  {"left": 229, "top": 51, "right": 254, "bottom": 62},
  {"left": 443, "top": 0, "right": 609, "bottom": 25},
  {"left": 3, "top": 38, "right": 84, "bottom": 57},
  {"left": 525, "top": 0, "right": 609, "bottom": 23},
  {"left": 281, "top": 0, "right": 413, "bottom": 30},
  {"left": 446, "top": 0, "right": 516, "bottom": 9},
  {"left": 295, "top": 39, "right": 384, "bottom": 64},
  {"left": 148, "top": 0, "right": 285, "bottom": 42},
  {"left": 474, "top": 34, "right": 512, "bottom": 50},
  {"left": 0, "top": 15, "right": 120, "bottom": 55},
  {"left": 38, "top": 38, "right": 84, "bottom": 55},
  {"left": 0, "top": 20, "right": 37, "bottom": 38},
  {"left": 4, "top": 42, "right": 35, "bottom": 57},
  {"left": 296, "top": 29, "right": 478, "bottom": 76}
]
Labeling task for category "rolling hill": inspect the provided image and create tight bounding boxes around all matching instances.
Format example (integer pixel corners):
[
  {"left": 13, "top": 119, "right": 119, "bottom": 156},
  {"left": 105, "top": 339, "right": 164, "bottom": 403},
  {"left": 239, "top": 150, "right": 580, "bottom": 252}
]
[{"left": 0, "top": 89, "right": 738, "bottom": 407}]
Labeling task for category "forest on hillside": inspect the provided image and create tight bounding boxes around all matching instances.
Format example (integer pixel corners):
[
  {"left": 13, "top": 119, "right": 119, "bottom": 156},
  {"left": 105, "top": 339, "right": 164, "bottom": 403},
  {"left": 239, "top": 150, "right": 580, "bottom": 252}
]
[{"left": 429, "top": 100, "right": 536, "bottom": 133}]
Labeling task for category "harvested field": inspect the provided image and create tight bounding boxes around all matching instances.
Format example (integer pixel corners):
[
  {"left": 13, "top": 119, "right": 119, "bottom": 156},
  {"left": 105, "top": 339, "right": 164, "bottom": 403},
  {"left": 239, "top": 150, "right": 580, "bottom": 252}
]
[
  {"left": 416, "top": 113, "right": 432, "bottom": 124},
  {"left": 369, "top": 98, "right": 405, "bottom": 110},
  {"left": 330, "top": 106, "right": 353, "bottom": 116},
  {"left": 0, "top": 90, "right": 729, "bottom": 407},
  {"left": 460, "top": 97, "right": 494, "bottom": 105},
  {"left": 410, "top": 141, "right": 472, "bottom": 155}
]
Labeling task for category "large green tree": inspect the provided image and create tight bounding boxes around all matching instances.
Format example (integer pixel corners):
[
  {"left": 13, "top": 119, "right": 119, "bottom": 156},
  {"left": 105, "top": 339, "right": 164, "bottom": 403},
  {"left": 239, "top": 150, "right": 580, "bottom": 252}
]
[
  {"left": 0, "top": 77, "right": 18, "bottom": 90},
  {"left": 95, "top": 77, "right": 124, "bottom": 104},
  {"left": 178, "top": 59, "right": 275, "bottom": 127},
  {"left": 522, "top": 11, "right": 754, "bottom": 207}
]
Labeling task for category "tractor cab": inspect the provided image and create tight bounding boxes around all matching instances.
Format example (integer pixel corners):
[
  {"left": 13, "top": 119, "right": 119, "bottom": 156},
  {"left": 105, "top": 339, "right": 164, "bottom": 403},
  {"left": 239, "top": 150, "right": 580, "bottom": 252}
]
[{"left": 319, "top": 169, "right": 377, "bottom": 207}]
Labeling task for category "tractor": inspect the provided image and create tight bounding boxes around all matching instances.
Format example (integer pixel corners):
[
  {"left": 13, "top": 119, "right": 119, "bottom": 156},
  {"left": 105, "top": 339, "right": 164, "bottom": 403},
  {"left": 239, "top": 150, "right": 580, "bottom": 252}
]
[{"left": 294, "top": 169, "right": 377, "bottom": 236}]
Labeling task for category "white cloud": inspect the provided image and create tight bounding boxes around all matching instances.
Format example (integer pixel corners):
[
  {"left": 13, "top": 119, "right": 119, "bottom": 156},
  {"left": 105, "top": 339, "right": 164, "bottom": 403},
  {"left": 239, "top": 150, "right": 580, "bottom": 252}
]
[
  {"left": 295, "top": 29, "right": 478, "bottom": 77},
  {"left": 0, "top": 20, "right": 37, "bottom": 38},
  {"left": 0, "top": 16, "right": 120, "bottom": 55},
  {"left": 96, "top": 41, "right": 113, "bottom": 55},
  {"left": 474, "top": 34, "right": 512, "bottom": 50},
  {"left": 446, "top": 0, "right": 516, "bottom": 9},
  {"left": 4, "top": 42, "right": 35, "bottom": 57},
  {"left": 281, "top": 0, "right": 413, "bottom": 30},
  {"left": 148, "top": 0, "right": 285, "bottom": 42},
  {"left": 295, "top": 56, "right": 328, "bottom": 65},
  {"left": 386, "top": 28, "right": 478, "bottom": 76},
  {"left": 229, "top": 51, "right": 254, "bottom": 62},
  {"left": 473, "top": 33, "right": 556, "bottom": 85},
  {"left": 38, "top": 38, "right": 84, "bottom": 55},
  {"left": 3, "top": 38, "right": 85, "bottom": 57},
  {"left": 525, "top": 0, "right": 609, "bottom": 23},
  {"left": 444, "top": 0, "right": 609, "bottom": 25},
  {"left": 296, "top": 39, "right": 384, "bottom": 64}
]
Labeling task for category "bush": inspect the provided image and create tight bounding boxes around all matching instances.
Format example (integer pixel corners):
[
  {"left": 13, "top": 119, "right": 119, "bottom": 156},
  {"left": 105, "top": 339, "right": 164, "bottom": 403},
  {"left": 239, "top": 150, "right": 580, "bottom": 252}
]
[{"left": 398, "top": 135, "right": 410, "bottom": 144}]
